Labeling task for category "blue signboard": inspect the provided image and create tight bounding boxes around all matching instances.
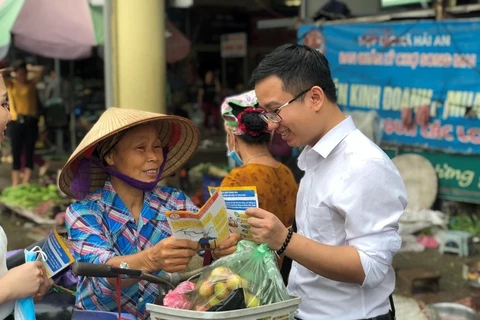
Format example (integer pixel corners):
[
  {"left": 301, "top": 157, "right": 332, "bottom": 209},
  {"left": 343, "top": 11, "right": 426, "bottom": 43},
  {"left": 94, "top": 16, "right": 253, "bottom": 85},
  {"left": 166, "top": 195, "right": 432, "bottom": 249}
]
[{"left": 298, "top": 20, "right": 480, "bottom": 154}]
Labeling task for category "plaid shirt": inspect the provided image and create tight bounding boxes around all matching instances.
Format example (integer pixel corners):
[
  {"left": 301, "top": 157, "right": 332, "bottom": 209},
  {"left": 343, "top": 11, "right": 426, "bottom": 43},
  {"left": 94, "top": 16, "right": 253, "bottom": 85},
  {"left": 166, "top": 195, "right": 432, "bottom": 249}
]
[{"left": 66, "top": 180, "right": 198, "bottom": 320}]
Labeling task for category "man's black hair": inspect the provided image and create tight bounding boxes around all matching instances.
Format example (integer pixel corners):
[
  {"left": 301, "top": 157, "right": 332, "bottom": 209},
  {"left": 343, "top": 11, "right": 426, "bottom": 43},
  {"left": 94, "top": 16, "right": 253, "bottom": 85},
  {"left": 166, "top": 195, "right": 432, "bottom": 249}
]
[{"left": 250, "top": 44, "right": 337, "bottom": 103}]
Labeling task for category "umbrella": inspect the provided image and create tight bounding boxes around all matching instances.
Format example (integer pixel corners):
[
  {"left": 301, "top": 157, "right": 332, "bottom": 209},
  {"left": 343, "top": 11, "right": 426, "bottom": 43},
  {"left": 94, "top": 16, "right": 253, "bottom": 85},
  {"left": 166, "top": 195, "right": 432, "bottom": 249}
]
[
  {"left": 0, "top": 0, "right": 24, "bottom": 60},
  {"left": 12, "top": 0, "right": 97, "bottom": 60},
  {"left": 0, "top": 0, "right": 190, "bottom": 62}
]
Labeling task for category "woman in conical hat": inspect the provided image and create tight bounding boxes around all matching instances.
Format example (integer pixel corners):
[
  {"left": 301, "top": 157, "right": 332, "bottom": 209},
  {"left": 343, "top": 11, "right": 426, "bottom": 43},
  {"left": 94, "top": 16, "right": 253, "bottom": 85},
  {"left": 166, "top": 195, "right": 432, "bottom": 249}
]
[{"left": 59, "top": 107, "right": 240, "bottom": 320}]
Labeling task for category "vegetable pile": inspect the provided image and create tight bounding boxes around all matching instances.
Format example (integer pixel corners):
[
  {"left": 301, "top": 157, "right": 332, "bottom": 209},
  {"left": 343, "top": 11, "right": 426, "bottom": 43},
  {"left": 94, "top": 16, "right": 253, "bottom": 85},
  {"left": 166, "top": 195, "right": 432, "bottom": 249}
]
[
  {"left": 449, "top": 214, "right": 480, "bottom": 236},
  {"left": 0, "top": 184, "right": 63, "bottom": 210}
]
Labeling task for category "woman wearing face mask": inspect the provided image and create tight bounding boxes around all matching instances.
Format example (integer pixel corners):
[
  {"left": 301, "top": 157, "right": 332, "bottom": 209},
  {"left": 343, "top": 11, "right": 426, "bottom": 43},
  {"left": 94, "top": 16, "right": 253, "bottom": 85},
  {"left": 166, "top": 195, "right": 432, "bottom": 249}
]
[
  {"left": 220, "top": 90, "right": 297, "bottom": 284},
  {"left": 59, "top": 107, "right": 240, "bottom": 320},
  {"left": 0, "top": 74, "right": 53, "bottom": 320}
]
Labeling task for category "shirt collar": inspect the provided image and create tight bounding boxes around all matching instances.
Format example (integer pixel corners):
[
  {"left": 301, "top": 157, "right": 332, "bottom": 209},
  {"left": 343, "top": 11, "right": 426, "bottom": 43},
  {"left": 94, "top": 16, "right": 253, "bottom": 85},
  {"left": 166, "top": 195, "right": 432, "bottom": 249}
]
[
  {"left": 101, "top": 179, "right": 117, "bottom": 213},
  {"left": 101, "top": 179, "right": 156, "bottom": 222},
  {"left": 312, "top": 116, "right": 356, "bottom": 158},
  {"left": 298, "top": 116, "right": 356, "bottom": 170}
]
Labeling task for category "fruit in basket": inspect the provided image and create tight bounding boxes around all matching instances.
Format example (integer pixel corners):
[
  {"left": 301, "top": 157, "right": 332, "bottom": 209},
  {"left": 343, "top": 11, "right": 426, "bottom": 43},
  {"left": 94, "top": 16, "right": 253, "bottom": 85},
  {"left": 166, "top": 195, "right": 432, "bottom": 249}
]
[
  {"left": 208, "top": 297, "right": 221, "bottom": 308},
  {"left": 245, "top": 291, "right": 260, "bottom": 308},
  {"left": 198, "top": 280, "right": 215, "bottom": 298},
  {"left": 210, "top": 266, "right": 232, "bottom": 278},
  {"left": 214, "top": 282, "right": 229, "bottom": 299},
  {"left": 226, "top": 274, "right": 248, "bottom": 290}
]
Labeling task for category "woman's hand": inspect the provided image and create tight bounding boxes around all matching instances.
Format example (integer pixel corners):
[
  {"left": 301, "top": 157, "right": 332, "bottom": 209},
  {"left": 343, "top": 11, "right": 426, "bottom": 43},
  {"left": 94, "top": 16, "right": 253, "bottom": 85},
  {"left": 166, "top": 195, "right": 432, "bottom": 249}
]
[
  {"left": 147, "top": 237, "right": 198, "bottom": 273},
  {"left": 0, "top": 261, "right": 46, "bottom": 302},
  {"left": 212, "top": 233, "right": 242, "bottom": 260}
]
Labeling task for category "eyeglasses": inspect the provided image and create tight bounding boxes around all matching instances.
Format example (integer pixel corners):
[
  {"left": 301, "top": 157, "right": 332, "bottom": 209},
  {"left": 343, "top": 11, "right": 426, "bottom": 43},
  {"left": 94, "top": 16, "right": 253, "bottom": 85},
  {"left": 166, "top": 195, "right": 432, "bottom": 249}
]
[{"left": 259, "top": 88, "right": 311, "bottom": 124}]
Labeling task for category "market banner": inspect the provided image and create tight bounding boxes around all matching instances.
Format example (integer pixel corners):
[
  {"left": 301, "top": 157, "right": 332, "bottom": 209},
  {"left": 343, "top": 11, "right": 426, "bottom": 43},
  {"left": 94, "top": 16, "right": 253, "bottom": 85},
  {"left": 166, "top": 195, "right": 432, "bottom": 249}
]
[{"left": 298, "top": 19, "right": 480, "bottom": 154}]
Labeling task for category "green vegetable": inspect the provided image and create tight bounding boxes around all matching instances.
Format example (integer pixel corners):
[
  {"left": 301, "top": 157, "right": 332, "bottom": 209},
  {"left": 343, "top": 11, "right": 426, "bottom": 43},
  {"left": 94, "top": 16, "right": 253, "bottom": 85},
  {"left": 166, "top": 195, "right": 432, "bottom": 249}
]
[
  {"left": 449, "top": 214, "right": 480, "bottom": 236},
  {"left": 0, "top": 184, "right": 63, "bottom": 210}
]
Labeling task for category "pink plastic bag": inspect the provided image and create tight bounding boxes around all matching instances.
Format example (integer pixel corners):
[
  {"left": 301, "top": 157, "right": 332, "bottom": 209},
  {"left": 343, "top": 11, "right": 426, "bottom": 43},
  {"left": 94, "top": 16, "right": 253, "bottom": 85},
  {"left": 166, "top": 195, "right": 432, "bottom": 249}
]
[
  {"left": 417, "top": 235, "right": 439, "bottom": 249},
  {"left": 163, "top": 281, "right": 196, "bottom": 310}
]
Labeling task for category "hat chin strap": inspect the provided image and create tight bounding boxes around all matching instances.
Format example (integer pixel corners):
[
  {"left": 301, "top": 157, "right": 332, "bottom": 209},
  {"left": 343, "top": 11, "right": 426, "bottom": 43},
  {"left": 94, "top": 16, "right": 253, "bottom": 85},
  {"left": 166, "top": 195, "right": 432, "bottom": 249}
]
[{"left": 70, "top": 148, "right": 168, "bottom": 200}]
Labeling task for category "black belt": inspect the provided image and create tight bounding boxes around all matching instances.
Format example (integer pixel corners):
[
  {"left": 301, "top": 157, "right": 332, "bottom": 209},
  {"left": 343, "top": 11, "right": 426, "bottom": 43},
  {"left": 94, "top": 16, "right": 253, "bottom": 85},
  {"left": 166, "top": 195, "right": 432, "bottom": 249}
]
[
  {"left": 295, "top": 310, "right": 393, "bottom": 320},
  {"left": 295, "top": 294, "right": 396, "bottom": 320},
  {"left": 363, "top": 310, "right": 394, "bottom": 320}
]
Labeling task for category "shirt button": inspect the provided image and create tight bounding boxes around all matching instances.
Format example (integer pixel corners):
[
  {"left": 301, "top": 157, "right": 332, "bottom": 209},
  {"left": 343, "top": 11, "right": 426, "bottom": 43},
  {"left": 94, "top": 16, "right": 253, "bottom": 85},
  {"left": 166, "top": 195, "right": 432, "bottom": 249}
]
[{"left": 139, "top": 297, "right": 144, "bottom": 303}]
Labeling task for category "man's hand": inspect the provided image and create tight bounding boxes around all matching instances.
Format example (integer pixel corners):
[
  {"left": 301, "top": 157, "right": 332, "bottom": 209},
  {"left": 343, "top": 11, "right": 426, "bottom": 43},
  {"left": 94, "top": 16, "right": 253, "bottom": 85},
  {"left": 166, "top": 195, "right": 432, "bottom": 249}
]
[
  {"left": 212, "top": 233, "right": 241, "bottom": 259},
  {"left": 246, "top": 208, "right": 288, "bottom": 250},
  {"left": 34, "top": 269, "right": 54, "bottom": 303},
  {"left": 147, "top": 237, "right": 198, "bottom": 273}
]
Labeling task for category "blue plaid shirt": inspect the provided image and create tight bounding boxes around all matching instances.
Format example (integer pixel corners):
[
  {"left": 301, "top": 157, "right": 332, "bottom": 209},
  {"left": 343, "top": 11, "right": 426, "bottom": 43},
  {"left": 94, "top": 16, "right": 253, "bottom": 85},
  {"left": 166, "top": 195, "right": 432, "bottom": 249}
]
[{"left": 66, "top": 181, "right": 197, "bottom": 320}]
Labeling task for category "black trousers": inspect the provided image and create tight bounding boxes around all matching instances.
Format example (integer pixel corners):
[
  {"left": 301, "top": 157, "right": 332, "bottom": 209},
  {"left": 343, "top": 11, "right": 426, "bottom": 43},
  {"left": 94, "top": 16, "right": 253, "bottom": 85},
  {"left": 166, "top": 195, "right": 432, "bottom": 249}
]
[{"left": 9, "top": 116, "right": 38, "bottom": 170}]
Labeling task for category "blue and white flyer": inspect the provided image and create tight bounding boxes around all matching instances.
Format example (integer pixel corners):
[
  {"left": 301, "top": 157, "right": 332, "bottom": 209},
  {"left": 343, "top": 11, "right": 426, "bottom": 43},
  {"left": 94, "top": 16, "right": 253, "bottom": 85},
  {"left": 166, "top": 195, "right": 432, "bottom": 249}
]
[{"left": 208, "top": 186, "right": 258, "bottom": 239}]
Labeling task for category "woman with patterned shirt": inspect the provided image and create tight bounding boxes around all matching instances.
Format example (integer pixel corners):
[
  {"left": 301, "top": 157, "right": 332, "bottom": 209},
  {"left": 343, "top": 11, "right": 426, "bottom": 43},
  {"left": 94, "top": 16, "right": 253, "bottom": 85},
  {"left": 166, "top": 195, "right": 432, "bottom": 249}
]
[
  {"left": 220, "top": 91, "right": 298, "bottom": 285},
  {"left": 58, "top": 108, "right": 240, "bottom": 320}
]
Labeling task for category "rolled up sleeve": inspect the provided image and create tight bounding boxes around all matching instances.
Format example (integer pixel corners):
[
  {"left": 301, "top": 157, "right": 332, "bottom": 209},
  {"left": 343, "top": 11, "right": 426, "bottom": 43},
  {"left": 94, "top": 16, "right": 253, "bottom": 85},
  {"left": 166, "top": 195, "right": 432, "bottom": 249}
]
[
  {"left": 334, "top": 159, "right": 407, "bottom": 289},
  {"left": 66, "top": 201, "right": 116, "bottom": 293}
]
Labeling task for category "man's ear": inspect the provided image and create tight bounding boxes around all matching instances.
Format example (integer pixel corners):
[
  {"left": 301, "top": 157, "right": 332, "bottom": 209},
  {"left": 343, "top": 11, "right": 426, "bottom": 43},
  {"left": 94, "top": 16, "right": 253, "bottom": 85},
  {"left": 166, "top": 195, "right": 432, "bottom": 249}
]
[{"left": 310, "top": 86, "right": 325, "bottom": 112}]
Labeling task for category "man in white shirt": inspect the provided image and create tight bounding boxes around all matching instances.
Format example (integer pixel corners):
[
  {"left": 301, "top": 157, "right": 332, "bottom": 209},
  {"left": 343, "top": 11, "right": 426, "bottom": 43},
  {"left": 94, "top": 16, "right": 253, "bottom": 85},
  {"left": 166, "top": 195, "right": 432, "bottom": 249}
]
[{"left": 246, "top": 44, "right": 407, "bottom": 320}]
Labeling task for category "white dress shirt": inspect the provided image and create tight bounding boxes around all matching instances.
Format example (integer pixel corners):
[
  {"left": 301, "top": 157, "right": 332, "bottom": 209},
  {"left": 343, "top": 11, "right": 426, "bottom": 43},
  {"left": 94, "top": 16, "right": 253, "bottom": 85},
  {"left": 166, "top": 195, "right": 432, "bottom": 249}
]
[
  {"left": 287, "top": 117, "right": 407, "bottom": 320},
  {"left": 0, "top": 226, "right": 14, "bottom": 320}
]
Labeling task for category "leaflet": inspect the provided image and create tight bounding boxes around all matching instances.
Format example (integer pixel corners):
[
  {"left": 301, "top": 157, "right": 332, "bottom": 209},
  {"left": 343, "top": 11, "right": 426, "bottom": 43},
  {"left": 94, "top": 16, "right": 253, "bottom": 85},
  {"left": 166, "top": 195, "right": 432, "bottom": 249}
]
[
  {"left": 166, "top": 190, "right": 230, "bottom": 250},
  {"left": 38, "top": 228, "right": 75, "bottom": 278},
  {"left": 208, "top": 186, "right": 258, "bottom": 240}
]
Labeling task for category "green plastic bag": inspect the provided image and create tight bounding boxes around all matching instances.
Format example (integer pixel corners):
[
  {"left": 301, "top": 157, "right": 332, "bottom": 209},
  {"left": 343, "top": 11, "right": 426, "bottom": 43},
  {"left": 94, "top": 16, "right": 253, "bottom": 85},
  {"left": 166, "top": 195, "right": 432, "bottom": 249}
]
[{"left": 191, "top": 240, "right": 290, "bottom": 311}]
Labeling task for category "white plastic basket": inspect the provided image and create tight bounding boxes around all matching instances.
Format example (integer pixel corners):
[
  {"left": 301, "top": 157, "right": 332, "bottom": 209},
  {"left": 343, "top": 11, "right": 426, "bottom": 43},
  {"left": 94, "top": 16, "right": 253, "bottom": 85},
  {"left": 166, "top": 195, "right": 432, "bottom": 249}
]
[{"left": 146, "top": 296, "right": 301, "bottom": 320}]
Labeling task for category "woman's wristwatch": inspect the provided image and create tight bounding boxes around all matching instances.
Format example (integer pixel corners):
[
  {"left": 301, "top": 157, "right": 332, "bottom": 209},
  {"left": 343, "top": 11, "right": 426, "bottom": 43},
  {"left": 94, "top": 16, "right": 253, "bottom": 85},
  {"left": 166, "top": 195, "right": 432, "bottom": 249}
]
[{"left": 119, "top": 261, "right": 130, "bottom": 279}]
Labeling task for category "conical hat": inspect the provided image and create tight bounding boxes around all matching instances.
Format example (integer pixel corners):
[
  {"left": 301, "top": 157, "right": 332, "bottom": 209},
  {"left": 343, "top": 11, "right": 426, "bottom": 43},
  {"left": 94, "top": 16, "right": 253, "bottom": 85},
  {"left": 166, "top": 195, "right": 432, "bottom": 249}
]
[{"left": 58, "top": 107, "right": 200, "bottom": 198}]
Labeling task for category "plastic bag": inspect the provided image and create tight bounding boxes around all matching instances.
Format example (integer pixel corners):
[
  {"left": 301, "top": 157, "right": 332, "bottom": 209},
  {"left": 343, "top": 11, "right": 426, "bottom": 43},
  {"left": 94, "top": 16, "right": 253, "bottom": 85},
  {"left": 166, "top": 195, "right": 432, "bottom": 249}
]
[
  {"left": 14, "top": 246, "right": 47, "bottom": 320},
  {"left": 163, "top": 280, "right": 196, "bottom": 310},
  {"left": 191, "top": 240, "right": 290, "bottom": 311}
]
